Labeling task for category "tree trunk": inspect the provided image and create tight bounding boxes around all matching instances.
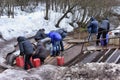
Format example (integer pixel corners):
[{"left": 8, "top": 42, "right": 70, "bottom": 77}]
[
  {"left": 55, "top": 5, "right": 76, "bottom": 28},
  {"left": 44, "top": 0, "right": 49, "bottom": 20}
]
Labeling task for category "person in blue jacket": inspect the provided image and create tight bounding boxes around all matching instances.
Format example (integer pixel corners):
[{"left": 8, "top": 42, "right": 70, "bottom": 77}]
[
  {"left": 96, "top": 18, "right": 110, "bottom": 46},
  {"left": 87, "top": 17, "right": 98, "bottom": 41},
  {"left": 56, "top": 28, "right": 67, "bottom": 51},
  {"left": 17, "top": 36, "right": 34, "bottom": 70},
  {"left": 47, "top": 31, "right": 62, "bottom": 56}
]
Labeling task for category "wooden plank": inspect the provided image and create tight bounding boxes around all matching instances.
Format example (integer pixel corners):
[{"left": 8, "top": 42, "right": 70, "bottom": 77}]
[
  {"left": 44, "top": 55, "right": 51, "bottom": 62},
  {"left": 67, "top": 39, "right": 87, "bottom": 44},
  {"left": 64, "top": 44, "right": 74, "bottom": 50},
  {"left": 44, "top": 56, "right": 54, "bottom": 64},
  {"left": 87, "top": 45, "right": 118, "bottom": 51},
  {"left": 64, "top": 44, "right": 70, "bottom": 49},
  {"left": 44, "top": 43, "right": 73, "bottom": 63},
  {"left": 63, "top": 37, "right": 73, "bottom": 41},
  {"left": 87, "top": 46, "right": 104, "bottom": 51},
  {"left": 106, "top": 49, "right": 119, "bottom": 63},
  {"left": 81, "top": 51, "right": 100, "bottom": 63}
]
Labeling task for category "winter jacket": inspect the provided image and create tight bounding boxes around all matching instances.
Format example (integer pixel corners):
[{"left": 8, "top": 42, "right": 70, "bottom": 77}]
[
  {"left": 87, "top": 18, "right": 98, "bottom": 33},
  {"left": 100, "top": 19, "right": 110, "bottom": 30},
  {"left": 47, "top": 31, "right": 62, "bottom": 41},
  {"left": 56, "top": 29, "right": 67, "bottom": 39},
  {"left": 17, "top": 36, "right": 34, "bottom": 55},
  {"left": 34, "top": 41, "right": 49, "bottom": 59},
  {"left": 34, "top": 29, "right": 46, "bottom": 40}
]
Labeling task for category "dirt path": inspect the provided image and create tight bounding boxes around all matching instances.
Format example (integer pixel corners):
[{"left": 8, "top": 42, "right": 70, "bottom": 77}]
[{"left": 0, "top": 38, "right": 17, "bottom": 50}]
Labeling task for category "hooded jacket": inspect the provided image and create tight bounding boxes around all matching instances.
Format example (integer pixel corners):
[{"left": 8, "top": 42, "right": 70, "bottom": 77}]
[
  {"left": 34, "top": 29, "right": 46, "bottom": 40},
  {"left": 17, "top": 36, "right": 34, "bottom": 55},
  {"left": 35, "top": 41, "right": 49, "bottom": 59},
  {"left": 56, "top": 29, "right": 67, "bottom": 39},
  {"left": 47, "top": 31, "right": 62, "bottom": 41},
  {"left": 100, "top": 19, "right": 110, "bottom": 30},
  {"left": 87, "top": 17, "right": 98, "bottom": 33}
]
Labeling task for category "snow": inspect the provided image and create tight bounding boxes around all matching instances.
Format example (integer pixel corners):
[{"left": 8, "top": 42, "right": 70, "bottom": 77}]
[
  {"left": 112, "top": 6, "right": 120, "bottom": 15},
  {"left": 0, "top": 5, "right": 73, "bottom": 40}
]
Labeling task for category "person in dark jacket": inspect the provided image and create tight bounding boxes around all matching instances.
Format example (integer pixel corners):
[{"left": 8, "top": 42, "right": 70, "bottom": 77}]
[
  {"left": 96, "top": 18, "right": 110, "bottom": 46},
  {"left": 47, "top": 31, "right": 62, "bottom": 56},
  {"left": 87, "top": 17, "right": 98, "bottom": 41},
  {"left": 56, "top": 28, "right": 67, "bottom": 51},
  {"left": 17, "top": 36, "right": 34, "bottom": 70},
  {"left": 34, "top": 28, "right": 47, "bottom": 41},
  {"left": 32, "top": 40, "right": 49, "bottom": 64}
]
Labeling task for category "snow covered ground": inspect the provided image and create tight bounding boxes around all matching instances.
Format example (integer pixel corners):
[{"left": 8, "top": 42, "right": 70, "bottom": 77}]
[
  {"left": 0, "top": 4, "right": 73, "bottom": 41},
  {"left": 0, "top": 63, "right": 120, "bottom": 80}
]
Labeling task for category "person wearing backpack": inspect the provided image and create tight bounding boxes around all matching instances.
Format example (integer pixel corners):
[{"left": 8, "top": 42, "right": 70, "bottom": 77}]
[
  {"left": 17, "top": 36, "right": 34, "bottom": 70},
  {"left": 87, "top": 17, "right": 99, "bottom": 41},
  {"left": 96, "top": 18, "right": 110, "bottom": 46},
  {"left": 47, "top": 31, "right": 62, "bottom": 56},
  {"left": 56, "top": 28, "right": 67, "bottom": 51}
]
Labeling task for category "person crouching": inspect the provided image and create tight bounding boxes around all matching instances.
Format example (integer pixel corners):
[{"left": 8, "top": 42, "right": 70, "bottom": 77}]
[{"left": 32, "top": 40, "right": 49, "bottom": 64}]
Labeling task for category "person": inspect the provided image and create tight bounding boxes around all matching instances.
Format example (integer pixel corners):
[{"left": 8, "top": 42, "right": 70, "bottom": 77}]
[
  {"left": 96, "top": 18, "right": 110, "bottom": 46},
  {"left": 32, "top": 40, "right": 49, "bottom": 64},
  {"left": 34, "top": 28, "right": 47, "bottom": 41},
  {"left": 87, "top": 17, "right": 99, "bottom": 41},
  {"left": 17, "top": 36, "right": 34, "bottom": 70},
  {"left": 56, "top": 28, "right": 67, "bottom": 51},
  {"left": 47, "top": 31, "right": 62, "bottom": 56}
]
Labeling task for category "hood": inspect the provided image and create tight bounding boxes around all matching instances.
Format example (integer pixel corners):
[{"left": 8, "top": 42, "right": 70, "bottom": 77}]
[
  {"left": 90, "top": 17, "right": 95, "bottom": 21},
  {"left": 17, "top": 36, "right": 27, "bottom": 42}
]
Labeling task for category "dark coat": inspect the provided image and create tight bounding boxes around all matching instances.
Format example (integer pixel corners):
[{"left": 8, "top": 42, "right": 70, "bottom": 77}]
[
  {"left": 17, "top": 36, "right": 34, "bottom": 55},
  {"left": 56, "top": 29, "right": 67, "bottom": 39},
  {"left": 87, "top": 18, "right": 98, "bottom": 33},
  {"left": 33, "top": 41, "right": 49, "bottom": 59},
  {"left": 100, "top": 19, "right": 110, "bottom": 30},
  {"left": 34, "top": 29, "right": 46, "bottom": 40}
]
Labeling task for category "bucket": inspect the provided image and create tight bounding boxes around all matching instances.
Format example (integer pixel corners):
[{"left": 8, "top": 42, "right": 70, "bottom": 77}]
[
  {"left": 16, "top": 56, "right": 24, "bottom": 67},
  {"left": 57, "top": 56, "right": 64, "bottom": 66},
  {"left": 33, "top": 58, "right": 41, "bottom": 67}
]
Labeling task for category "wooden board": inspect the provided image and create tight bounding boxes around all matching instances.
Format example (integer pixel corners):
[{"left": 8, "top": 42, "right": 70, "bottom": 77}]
[
  {"left": 44, "top": 43, "right": 74, "bottom": 64},
  {"left": 87, "top": 46, "right": 106, "bottom": 51},
  {"left": 87, "top": 45, "right": 118, "bottom": 51},
  {"left": 67, "top": 39, "right": 87, "bottom": 44},
  {"left": 63, "top": 37, "right": 73, "bottom": 41}
]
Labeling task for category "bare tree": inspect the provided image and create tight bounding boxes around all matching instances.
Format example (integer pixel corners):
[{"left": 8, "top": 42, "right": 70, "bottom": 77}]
[
  {"left": 44, "top": 0, "right": 50, "bottom": 20},
  {"left": 55, "top": 4, "right": 77, "bottom": 28}
]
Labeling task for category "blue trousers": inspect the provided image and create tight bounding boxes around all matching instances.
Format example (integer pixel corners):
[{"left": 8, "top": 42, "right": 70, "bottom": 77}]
[{"left": 51, "top": 40, "right": 60, "bottom": 56}]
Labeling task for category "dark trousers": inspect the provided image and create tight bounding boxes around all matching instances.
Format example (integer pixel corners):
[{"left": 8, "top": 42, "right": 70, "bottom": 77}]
[
  {"left": 24, "top": 54, "right": 33, "bottom": 70},
  {"left": 96, "top": 28, "right": 107, "bottom": 46},
  {"left": 60, "top": 40, "right": 64, "bottom": 51}
]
